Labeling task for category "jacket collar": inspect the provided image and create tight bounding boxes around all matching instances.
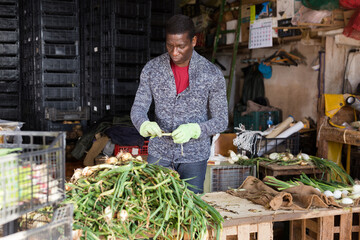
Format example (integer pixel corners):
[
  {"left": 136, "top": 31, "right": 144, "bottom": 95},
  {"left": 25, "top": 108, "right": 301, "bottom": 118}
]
[{"left": 163, "top": 50, "right": 199, "bottom": 94}]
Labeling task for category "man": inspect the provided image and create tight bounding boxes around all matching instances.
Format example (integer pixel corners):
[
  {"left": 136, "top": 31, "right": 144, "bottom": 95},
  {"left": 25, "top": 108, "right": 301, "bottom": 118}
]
[{"left": 131, "top": 14, "right": 228, "bottom": 193}]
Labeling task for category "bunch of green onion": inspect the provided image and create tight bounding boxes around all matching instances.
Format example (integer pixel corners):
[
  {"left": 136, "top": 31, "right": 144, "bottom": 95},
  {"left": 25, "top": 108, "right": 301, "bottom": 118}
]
[{"left": 64, "top": 160, "right": 223, "bottom": 240}]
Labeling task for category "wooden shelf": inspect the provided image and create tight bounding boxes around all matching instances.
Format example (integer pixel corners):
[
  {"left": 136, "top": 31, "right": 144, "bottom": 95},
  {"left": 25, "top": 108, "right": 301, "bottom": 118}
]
[{"left": 319, "top": 126, "right": 360, "bottom": 147}]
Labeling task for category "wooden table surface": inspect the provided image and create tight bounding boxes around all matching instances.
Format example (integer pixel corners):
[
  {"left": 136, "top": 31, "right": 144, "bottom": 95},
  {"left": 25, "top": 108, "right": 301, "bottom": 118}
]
[{"left": 202, "top": 192, "right": 360, "bottom": 228}]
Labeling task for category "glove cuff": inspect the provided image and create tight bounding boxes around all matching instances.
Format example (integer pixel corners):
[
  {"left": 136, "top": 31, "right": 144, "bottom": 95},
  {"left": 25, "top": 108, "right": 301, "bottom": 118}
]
[
  {"left": 139, "top": 121, "right": 150, "bottom": 137},
  {"left": 191, "top": 123, "right": 201, "bottom": 139}
]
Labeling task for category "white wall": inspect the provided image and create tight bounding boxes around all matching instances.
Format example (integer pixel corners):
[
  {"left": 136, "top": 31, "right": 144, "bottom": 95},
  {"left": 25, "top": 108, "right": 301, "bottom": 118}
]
[
  {"left": 231, "top": 41, "right": 321, "bottom": 122},
  {"left": 324, "top": 36, "right": 360, "bottom": 94}
]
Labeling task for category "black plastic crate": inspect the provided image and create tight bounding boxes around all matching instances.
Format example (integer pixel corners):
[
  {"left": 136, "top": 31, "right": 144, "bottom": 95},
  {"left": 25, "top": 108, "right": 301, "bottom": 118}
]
[
  {"left": 151, "top": 0, "right": 174, "bottom": 12},
  {"left": 42, "top": 43, "right": 78, "bottom": 56},
  {"left": 0, "top": 80, "right": 18, "bottom": 92},
  {"left": 103, "top": 0, "right": 150, "bottom": 18},
  {"left": 151, "top": 26, "right": 166, "bottom": 40},
  {"left": 116, "top": 50, "right": 148, "bottom": 64},
  {"left": 0, "top": 93, "right": 19, "bottom": 106},
  {"left": 0, "top": 43, "right": 18, "bottom": 55},
  {"left": 0, "top": 4, "right": 17, "bottom": 17},
  {"left": 111, "top": 81, "right": 139, "bottom": 96},
  {"left": 112, "top": 96, "right": 135, "bottom": 111},
  {"left": 0, "top": 69, "right": 18, "bottom": 80},
  {"left": 102, "top": 50, "right": 148, "bottom": 64},
  {"left": 21, "top": 58, "right": 34, "bottom": 73},
  {"left": 0, "top": 30, "right": 18, "bottom": 43},
  {"left": 91, "top": 77, "right": 111, "bottom": 95},
  {"left": 21, "top": 71, "right": 34, "bottom": 86},
  {"left": 39, "top": 0, "right": 77, "bottom": 15},
  {"left": 0, "top": 56, "right": 18, "bottom": 68},
  {"left": 151, "top": 12, "right": 172, "bottom": 26},
  {"left": 41, "top": 15, "right": 78, "bottom": 29},
  {"left": 0, "top": 0, "right": 18, "bottom": 3},
  {"left": 116, "top": 65, "right": 142, "bottom": 80},
  {"left": 22, "top": 43, "right": 35, "bottom": 59},
  {"left": 37, "top": 72, "right": 80, "bottom": 86},
  {"left": 40, "top": 86, "right": 80, "bottom": 100},
  {"left": 37, "top": 118, "right": 79, "bottom": 131},
  {"left": 0, "top": 18, "right": 18, "bottom": 30},
  {"left": 113, "top": 33, "right": 148, "bottom": 50},
  {"left": 35, "top": 98, "right": 81, "bottom": 110},
  {"left": 0, "top": 106, "right": 19, "bottom": 120},
  {"left": 45, "top": 107, "right": 89, "bottom": 121},
  {"left": 36, "top": 57, "right": 79, "bottom": 72},
  {"left": 103, "top": 16, "right": 149, "bottom": 33},
  {"left": 36, "top": 29, "right": 78, "bottom": 43},
  {"left": 150, "top": 41, "right": 166, "bottom": 55}
]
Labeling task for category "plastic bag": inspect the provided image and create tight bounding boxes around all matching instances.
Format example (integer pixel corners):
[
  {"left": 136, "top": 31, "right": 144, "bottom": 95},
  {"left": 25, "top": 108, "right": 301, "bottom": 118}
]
[
  {"left": 301, "top": 0, "right": 339, "bottom": 10},
  {"left": 0, "top": 119, "right": 24, "bottom": 144},
  {"left": 292, "top": 6, "right": 332, "bottom": 26}
]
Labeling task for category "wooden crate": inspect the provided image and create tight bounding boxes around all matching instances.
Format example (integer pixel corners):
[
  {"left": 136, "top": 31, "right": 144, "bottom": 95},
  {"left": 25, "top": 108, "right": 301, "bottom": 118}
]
[
  {"left": 207, "top": 223, "right": 273, "bottom": 240},
  {"left": 290, "top": 213, "right": 360, "bottom": 240}
]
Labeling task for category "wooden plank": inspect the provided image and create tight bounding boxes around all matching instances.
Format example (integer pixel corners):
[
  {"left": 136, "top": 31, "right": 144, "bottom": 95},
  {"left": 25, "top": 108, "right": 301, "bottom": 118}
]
[
  {"left": 290, "top": 220, "right": 302, "bottom": 240},
  {"left": 320, "top": 126, "right": 360, "bottom": 146},
  {"left": 319, "top": 216, "right": 334, "bottom": 240},
  {"left": 339, "top": 213, "right": 352, "bottom": 240},
  {"left": 305, "top": 218, "right": 318, "bottom": 234},
  {"left": 257, "top": 222, "right": 273, "bottom": 240},
  {"left": 258, "top": 162, "right": 323, "bottom": 178},
  {"left": 237, "top": 224, "right": 250, "bottom": 240},
  {"left": 259, "top": 162, "right": 323, "bottom": 171},
  {"left": 301, "top": 219, "right": 307, "bottom": 240}
]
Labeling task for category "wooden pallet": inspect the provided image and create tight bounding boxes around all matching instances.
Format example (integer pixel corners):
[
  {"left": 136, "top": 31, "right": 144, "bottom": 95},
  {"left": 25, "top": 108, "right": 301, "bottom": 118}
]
[
  {"left": 207, "top": 223, "right": 273, "bottom": 240},
  {"left": 290, "top": 213, "right": 360, "bottom": 240},
  {"left": 202, "top": 192, "right": 360, "bottom": 240}
]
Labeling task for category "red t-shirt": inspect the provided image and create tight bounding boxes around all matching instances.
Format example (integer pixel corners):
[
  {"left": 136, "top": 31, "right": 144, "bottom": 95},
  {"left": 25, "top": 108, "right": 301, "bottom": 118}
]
[{"left": 170, "top": 60, "right": 189, "bottom": 94}]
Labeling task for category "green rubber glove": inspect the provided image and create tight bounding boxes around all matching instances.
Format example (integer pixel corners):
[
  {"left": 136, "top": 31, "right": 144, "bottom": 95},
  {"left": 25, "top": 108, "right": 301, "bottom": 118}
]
[
  {"left": 172, "top": 123, "right": 201, "bottom": 144},
  {"left": 139, "top": 121, "right": 162, "bottom": 138}
]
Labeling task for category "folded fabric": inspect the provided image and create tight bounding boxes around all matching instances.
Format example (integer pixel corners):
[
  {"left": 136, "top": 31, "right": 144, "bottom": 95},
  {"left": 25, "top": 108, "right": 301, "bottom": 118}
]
[{"left": 227, "top": 176, "right": 342, "bottom": 211}]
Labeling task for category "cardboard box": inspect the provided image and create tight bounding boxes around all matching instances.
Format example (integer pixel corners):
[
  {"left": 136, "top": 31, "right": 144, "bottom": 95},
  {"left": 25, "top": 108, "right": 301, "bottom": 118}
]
[{"left": 214, "top": 133, "right": 237, "bottom": 157}]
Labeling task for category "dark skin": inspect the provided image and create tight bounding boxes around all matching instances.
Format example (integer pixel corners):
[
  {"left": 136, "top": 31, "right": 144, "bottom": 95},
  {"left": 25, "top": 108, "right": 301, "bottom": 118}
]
[{"left": 166, "top": 32, "right": 197, "bottom": 67}]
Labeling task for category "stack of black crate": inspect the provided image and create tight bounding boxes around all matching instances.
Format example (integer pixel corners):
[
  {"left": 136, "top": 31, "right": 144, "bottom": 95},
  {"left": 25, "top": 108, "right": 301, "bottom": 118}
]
[
  {"left": 150, "top": 0, "right": 175, "bottom": 59},
  {"left": 103, "top": 0, "right": 151, "bottom": 117},
  {"left": 21, "top": 0, "right": 87, "bottom": 131},
  {"left": 0, "top": 0, "right": 20, "bottom": 121},
  {"left": 83, "top": 0, "right": 151, "bottom": 123},
  {"left": 82, "top": 0, "right": 109, "bottom": 122}
]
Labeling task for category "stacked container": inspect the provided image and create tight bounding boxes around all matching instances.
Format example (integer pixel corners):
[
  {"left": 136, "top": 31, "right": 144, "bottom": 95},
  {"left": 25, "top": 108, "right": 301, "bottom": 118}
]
[
  {"left": 82, "top": 0, "right": 151, "bottom": 123},
  {"left": 150, "top": 0, "right": 175, "bottom": 58},
  {"left": 0, "top": 0, "right": 20, "bottom": 121},
  {"left": 21, "top": 0, "right": 87, "bottom": 131}
]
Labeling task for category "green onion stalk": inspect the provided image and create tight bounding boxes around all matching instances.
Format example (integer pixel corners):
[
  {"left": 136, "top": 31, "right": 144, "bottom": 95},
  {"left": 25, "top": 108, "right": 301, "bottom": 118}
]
[
  {"left": 63, "top": 160, "right": 223, "bottom": 240},
  {"left": 264, "top": 176, "right": 300, "bottom": 191},
  {"left": 309, "top": 156, "right": 355, "bottom": 185}
]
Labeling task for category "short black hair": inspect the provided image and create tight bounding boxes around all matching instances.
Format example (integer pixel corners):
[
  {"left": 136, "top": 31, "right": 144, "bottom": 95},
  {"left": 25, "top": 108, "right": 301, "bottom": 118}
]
[{"left": 165, "top": 14, "right": 195, "bottom": 40}]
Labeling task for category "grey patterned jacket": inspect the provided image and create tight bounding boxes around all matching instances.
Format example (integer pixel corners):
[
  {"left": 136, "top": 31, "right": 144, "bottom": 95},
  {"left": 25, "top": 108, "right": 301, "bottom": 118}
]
[{"left": 130, "top": 50, "right": 228, "bottom": 163}]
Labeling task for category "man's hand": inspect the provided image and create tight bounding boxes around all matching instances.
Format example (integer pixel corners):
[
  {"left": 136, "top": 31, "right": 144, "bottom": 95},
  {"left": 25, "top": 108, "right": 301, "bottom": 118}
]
[
  {"left": 139, "top": 121, "right": 162, "bottom": 138},
  {"left": 172, "top": 123, "right": 201, "bottom": 144}
]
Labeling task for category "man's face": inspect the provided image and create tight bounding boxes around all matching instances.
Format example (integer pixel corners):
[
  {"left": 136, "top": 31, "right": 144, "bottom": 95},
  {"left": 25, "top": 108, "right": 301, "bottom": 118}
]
[{"left": 166, "top": 32, "right": 197, "bottom": 67}]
